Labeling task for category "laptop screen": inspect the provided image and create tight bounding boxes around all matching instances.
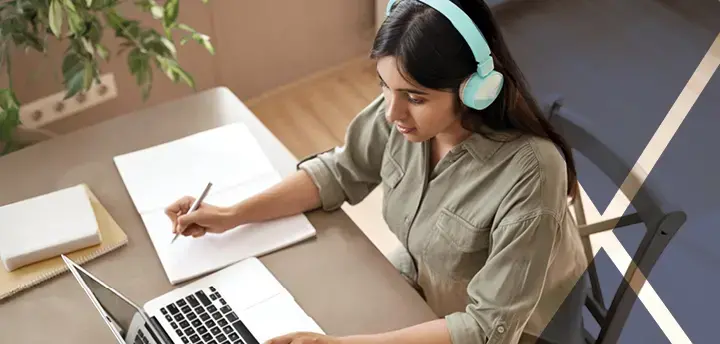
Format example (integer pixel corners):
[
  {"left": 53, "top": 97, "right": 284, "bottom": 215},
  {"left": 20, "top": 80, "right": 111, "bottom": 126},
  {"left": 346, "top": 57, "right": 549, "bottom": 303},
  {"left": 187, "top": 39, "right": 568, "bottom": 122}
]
[{"left": 75, "top": 266, "right": 145, "bottom": 342}]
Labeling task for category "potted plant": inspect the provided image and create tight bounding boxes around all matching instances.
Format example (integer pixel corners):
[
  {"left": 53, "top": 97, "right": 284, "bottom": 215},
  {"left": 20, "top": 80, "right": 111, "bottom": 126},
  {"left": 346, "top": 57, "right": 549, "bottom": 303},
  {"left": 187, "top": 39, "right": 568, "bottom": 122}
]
[{"left": 0, "top": 0, "right": 214, "bottom": 155}]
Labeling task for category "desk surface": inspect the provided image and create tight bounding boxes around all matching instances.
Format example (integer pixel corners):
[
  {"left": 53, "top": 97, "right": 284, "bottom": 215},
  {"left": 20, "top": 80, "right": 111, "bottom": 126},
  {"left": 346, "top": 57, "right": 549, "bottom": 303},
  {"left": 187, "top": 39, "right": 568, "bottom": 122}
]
[{"left": 0, "top": 87, "right": 437, "bottom": 343}]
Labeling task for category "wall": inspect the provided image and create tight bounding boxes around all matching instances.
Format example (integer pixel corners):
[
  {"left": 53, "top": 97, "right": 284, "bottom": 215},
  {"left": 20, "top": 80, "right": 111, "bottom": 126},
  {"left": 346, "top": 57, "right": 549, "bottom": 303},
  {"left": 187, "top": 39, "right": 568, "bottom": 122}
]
[{"left": 4, "top": 0, "right": 375, "bottom": 136}]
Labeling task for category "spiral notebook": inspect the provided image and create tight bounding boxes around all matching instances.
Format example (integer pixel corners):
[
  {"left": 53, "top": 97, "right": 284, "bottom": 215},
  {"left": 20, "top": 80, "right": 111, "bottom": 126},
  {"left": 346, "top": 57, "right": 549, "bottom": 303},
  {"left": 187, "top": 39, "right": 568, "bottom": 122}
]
[{"left": 0, "top": 184, "right": 128, "bottom": 301}]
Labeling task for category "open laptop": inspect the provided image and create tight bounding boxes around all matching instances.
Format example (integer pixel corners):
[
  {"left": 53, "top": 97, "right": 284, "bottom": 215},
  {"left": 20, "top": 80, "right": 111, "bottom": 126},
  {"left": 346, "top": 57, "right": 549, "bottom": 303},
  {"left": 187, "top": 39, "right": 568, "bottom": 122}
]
[{"left": 62, "top": 255, "right": 324, "bottom": 344}]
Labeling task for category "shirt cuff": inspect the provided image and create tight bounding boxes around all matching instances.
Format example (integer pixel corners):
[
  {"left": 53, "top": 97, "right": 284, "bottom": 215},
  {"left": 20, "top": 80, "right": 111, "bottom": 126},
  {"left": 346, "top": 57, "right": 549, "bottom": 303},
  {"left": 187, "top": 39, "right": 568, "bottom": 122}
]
[
  {"left": 445, "top": 312, "right": 490, "bottom": 344},
  {"left": 298, "top": 157, "right": 346, "bottom": 211}
]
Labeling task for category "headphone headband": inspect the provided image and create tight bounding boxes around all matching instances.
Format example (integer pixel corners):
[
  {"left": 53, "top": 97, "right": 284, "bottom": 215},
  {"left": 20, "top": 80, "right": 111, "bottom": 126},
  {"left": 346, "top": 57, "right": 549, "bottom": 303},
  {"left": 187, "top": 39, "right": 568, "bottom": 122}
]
[{"left": 385, "top": 0, "right": 494, "bottom": 76}]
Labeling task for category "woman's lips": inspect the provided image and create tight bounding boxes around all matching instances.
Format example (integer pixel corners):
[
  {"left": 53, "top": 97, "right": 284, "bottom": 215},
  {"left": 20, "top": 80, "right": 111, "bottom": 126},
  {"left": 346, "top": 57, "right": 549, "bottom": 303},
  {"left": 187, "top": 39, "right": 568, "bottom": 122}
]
[{"left": 396, "top": 123, "right": 416, "bottom": 134}]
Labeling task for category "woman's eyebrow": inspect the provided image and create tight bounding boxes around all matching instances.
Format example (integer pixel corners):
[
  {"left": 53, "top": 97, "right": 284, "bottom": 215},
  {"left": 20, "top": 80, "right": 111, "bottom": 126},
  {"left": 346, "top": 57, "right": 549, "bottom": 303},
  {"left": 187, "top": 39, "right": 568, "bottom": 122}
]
[{"left": 376, "top": 71, "right": 429, "bottom": 95}]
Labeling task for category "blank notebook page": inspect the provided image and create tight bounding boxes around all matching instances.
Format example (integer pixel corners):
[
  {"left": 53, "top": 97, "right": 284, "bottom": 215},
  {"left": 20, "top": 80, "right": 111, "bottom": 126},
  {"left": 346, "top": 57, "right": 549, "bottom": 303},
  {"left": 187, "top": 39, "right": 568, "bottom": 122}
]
[
  {"left": 113, "top": 123, "right": 316, "bottom": 284},
  {"left": 0, "top": 185, "right": 100, "bottom": 271}
]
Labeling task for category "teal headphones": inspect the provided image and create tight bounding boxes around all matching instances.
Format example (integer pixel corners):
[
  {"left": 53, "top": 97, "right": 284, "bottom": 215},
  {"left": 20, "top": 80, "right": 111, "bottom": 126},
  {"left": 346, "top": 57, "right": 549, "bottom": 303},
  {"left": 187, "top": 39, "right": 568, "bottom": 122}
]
[{"left": 385, "top": 0, "right": 504, "bottom": 110}]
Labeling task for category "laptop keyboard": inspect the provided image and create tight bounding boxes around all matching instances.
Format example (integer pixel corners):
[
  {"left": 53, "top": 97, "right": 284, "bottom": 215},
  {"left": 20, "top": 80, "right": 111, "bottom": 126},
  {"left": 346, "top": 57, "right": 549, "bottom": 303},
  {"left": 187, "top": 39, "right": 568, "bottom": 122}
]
[
  {"left": 134, "top": 330, "right": 150, "bottom": 344},
  {"left": 160, "top": 286, "right": 256, "bottom": 344}
]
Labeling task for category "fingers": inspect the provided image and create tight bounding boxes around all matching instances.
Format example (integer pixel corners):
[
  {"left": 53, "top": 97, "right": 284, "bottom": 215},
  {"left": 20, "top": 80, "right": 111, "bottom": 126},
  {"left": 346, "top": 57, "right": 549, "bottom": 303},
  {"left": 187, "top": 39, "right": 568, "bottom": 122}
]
[
  {"left": 177, "top": 225, "right": 206, "bottom": 238},
  {"left": 264, "top": 332, "right": 317, "bottom": 344},
  {"left": 165, "top": 196, "right": 195, "bottom": 216},
  {"left": 176, "top": 210, "right": 205, "bottom": 233},
  {"left": 165, "top": 196, "right": 195, "bottom": 230}
]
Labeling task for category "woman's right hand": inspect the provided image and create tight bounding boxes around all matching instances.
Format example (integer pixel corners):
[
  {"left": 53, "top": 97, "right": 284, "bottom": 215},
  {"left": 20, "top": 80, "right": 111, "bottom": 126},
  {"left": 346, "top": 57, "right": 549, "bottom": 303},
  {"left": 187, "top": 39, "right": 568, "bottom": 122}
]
[{"left": 164, "top": 196, "right": 240, "bottom": 238}]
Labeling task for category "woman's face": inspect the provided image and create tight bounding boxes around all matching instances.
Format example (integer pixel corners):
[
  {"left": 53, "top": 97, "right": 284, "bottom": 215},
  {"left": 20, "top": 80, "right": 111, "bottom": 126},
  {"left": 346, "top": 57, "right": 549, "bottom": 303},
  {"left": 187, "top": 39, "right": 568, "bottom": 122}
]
[{"left": 377, "top": 56, "right": 468, "bottom": 144}]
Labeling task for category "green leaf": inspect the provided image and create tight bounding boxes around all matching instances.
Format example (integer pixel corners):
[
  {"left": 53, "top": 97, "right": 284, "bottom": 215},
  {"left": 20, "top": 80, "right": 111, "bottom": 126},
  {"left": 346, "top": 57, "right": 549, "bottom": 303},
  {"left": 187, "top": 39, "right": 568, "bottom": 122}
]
[
  {"left": 150, "top": 5, "right": 163, "bottom": 19},
  {"left": 81, "top": 37, "right": 94, "bottom": 55},
  {"left": 177, "top": 24, "right": 195, "bottom": 33},
  {"left": 63, "top": 0, "right": 83, "bottom": 35},
  {"left": 87, "top": 17, "right": 104, "bottom": 44},
  {"left": 62, "top": 53, "right": 85, "bottom": 99},
  {"left": 163, "top": 0, "right": 179, "bottom": 28},
  {"left": 49, "top": 0, "right": 64, "bottom": 37},
  {"left": 64, "top": 69, "right": 85, "bottom": 99},
  {"left": 0, "top": 107, "right": 20, "bottom": 143},
  {"left": 86, "top": 0, "right": 93, "bottom": 7},
  {"left": 83, "top": 62, "right": 94, "bottom": 90},
  {"left": 174, "top": 65, "right": 194, "bottom": 88},
  {"left": 0, "top": 89, "right": 20, "bottom": 110},
  {"left": 193, "top": 33, "right": 214, "bottom": 55},
  {"left": 96, "top": 44, "right": 109, "bottom": 61}
]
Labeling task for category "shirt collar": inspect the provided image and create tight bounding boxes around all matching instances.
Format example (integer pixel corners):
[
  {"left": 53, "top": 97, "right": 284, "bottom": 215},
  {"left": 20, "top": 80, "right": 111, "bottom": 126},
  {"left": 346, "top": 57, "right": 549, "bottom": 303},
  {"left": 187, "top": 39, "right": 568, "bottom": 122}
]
[{"left": 459, "top": 129, "right": 521, "bottom": 162}]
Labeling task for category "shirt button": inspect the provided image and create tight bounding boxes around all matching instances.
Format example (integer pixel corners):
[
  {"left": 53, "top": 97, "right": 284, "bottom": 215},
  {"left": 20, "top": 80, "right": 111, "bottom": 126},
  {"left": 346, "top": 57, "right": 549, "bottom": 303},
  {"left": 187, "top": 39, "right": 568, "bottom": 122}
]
[{"left": 497, "top": 325, "right": 506, "bottom": 334}]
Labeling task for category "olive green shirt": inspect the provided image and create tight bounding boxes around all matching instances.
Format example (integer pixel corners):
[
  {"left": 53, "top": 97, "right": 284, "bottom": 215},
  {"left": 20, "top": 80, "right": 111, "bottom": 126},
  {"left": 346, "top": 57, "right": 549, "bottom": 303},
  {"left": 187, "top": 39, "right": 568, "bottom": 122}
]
[{"left": 298, "top": 95, "right": 589, "bottom": 344}]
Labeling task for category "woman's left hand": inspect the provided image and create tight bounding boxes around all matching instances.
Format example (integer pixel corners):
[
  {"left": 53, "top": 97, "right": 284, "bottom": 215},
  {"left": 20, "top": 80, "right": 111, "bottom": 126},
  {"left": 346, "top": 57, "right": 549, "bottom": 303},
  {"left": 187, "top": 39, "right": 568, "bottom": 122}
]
[{"left": 264, "top": 332, "right": 343, "bottom": 344}]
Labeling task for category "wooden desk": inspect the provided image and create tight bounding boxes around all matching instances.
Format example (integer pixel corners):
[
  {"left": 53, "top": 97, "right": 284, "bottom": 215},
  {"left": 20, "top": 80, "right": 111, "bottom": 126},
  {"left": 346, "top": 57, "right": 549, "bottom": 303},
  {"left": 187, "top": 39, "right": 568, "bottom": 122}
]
[{"left": 0, "top": 87, "right": 437, "bottom": 343}]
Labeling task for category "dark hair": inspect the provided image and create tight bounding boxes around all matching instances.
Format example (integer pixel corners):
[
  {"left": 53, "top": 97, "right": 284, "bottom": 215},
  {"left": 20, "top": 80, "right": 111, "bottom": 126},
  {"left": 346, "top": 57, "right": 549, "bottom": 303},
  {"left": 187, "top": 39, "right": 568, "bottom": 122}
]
[{"left": 371, "top": 0, "right": 578, "bottom": 200}]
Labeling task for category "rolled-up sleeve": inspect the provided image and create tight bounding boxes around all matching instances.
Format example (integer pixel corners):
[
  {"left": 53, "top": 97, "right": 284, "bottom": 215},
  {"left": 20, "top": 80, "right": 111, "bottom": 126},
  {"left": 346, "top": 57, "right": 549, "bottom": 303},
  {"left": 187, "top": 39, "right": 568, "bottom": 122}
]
[
  {"left": 297, "top": 95, "right": 390, "bottom": 211},
  {"left": 445, "top": 141, "right": 569, "bottom": 344}
]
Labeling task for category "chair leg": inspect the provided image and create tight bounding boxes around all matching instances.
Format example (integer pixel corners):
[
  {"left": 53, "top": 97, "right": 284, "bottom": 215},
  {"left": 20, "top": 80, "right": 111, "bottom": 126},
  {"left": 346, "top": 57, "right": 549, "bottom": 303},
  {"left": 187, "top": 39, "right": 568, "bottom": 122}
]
[{"left": 573, "top": 192, "right": 606, "bottom": 306}]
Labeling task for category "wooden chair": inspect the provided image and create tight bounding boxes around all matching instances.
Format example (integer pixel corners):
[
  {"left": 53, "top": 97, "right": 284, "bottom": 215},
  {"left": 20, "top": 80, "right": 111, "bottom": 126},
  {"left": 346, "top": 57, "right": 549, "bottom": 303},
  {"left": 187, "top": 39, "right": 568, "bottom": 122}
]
[{"left": 541, "top": 96, "right": 687, "bottom": 343}]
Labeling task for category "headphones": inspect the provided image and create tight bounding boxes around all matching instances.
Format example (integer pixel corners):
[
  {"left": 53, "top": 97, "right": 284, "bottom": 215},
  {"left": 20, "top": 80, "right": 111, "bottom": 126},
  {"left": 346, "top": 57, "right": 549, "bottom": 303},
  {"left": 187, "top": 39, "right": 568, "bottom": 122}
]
[{"left": 385, "top": 0, "right": 504, "bottom": 110}]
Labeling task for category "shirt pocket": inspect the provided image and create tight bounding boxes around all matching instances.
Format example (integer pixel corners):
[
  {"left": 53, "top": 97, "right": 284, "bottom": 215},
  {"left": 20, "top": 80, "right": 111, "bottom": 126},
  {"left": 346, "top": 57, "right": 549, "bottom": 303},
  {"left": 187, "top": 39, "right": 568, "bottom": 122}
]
[{"left": 422, "top": 208, "right": 491, "bottom": 281}]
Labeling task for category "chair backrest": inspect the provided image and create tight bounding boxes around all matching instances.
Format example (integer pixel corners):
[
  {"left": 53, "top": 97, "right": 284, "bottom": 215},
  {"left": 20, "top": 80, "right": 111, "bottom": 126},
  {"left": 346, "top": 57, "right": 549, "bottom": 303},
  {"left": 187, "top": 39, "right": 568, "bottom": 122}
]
[{"left": 540, "top": 95, "right": 687, "bottom": 344}]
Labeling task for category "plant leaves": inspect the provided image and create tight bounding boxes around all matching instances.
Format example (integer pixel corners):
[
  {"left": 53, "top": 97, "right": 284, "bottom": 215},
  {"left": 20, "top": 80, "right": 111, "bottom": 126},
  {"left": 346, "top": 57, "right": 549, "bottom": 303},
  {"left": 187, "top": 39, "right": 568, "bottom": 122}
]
[
  {"left": 0, "top": 89, "right": 20, "bottom": 110},
  {"left": 150, "top": 5, "right": 163, "bottom": 19},
  {"left": 63, "top": 0, "right": 84, "bottom": 35},
  {"left": 81, "top": 37, "right": 94, "bottom": 55},
  {"left": 163, "top": 0, "right": 179, "bottom": 28},
  {"left": 96, "top": 44, "right": 109, "bottom": 61},
  {"left": 193, "top": 33, "right": 214, "bottom": 55},
  {"left": 87, "top": 17, "right": 104, "bottom": 44},
  {"left": 86, "top": 0, "right": 93, "bottom": 7},
  {"left": 48, "top": 0, "right": 64, "bottom": 37},
  {"left": 62, "top": 53, "right": 85, "bottom": 99},
  {"left": 0, "top": 107, "right": 20, "bottom": 144},
  {"left": 83, "top": 61, "right": 94, "bottom": 90}
]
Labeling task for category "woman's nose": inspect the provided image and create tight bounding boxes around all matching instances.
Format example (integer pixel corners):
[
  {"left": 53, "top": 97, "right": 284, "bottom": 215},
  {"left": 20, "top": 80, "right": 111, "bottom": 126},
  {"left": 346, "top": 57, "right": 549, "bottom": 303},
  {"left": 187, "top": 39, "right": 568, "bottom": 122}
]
[{"left": 385, "top": 96, "right": 406, "bottom": 123}]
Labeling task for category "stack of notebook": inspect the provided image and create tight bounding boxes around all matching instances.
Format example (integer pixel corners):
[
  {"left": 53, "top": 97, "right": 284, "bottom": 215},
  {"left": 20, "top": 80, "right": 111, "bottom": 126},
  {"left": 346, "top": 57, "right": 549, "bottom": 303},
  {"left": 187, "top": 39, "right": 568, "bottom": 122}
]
[{"left": 0, "top": 184, "right": 128, "bottom": 300}]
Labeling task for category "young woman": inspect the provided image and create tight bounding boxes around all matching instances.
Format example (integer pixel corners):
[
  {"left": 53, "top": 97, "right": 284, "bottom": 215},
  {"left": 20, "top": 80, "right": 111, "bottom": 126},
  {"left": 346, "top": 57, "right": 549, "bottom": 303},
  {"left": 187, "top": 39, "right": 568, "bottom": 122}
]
[{"left": 165, "top": 0, "right": 589, "bottom": 343}]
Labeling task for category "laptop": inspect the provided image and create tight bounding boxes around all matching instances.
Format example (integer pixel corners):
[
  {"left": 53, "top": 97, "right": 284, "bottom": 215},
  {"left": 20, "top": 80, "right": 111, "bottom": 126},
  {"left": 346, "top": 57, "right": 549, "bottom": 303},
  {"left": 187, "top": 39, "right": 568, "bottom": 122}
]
[{"left": 62, "top": 255, "right": 324, "bottom": 344}]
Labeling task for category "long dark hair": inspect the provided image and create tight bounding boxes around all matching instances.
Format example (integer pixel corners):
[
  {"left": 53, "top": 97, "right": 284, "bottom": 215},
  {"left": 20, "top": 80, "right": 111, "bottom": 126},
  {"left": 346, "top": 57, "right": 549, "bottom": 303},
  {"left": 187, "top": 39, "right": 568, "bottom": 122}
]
[{"left": 371, "top": 0, "right": 578, "bottom": 200}]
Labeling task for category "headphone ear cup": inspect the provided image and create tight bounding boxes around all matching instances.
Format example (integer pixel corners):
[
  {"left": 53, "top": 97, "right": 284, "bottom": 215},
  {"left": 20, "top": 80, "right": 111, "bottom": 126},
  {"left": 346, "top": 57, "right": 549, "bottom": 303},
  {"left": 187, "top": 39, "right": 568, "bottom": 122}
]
[{"left": 460, "top": 71, "right": 504, "bottom": 110}]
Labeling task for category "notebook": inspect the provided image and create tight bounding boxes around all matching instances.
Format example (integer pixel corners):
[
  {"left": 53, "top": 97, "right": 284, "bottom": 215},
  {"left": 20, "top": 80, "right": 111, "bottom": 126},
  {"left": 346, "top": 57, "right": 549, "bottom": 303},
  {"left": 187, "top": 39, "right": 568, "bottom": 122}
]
[
  {"left": 113, "top": 122, "right": 317, "bottom": 285},
  {"left": 0, "top": 184, "right": 128, "bottom": 300},
  {"left": 0, "top": 184, "right": 101, "bottom": 272}
]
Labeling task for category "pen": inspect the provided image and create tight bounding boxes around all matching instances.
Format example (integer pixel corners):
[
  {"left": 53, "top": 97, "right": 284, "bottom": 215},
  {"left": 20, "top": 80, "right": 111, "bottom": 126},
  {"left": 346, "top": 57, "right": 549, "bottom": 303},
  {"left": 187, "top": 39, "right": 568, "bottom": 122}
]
[{"left": 171, "top": 181, "right": 213, "bottom": 244}]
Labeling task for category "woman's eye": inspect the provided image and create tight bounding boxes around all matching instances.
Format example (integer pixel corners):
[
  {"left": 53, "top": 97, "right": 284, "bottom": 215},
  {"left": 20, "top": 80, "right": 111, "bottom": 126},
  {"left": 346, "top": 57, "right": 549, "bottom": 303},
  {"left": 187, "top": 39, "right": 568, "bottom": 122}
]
[{"left": 408, "top": 96, "right": 425, "bottom": 105}]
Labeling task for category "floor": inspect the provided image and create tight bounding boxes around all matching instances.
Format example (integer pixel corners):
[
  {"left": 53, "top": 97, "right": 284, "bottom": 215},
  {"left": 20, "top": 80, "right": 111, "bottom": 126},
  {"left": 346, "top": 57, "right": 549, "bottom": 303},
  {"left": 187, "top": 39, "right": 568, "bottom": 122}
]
[{"left": 245, "top": 58, "right": 402, "bottom": 257}]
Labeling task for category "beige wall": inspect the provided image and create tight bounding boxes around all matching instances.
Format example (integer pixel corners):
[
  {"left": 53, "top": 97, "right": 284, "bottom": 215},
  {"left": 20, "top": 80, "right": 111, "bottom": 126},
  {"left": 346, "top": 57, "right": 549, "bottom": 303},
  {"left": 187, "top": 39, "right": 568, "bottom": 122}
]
[{"left": 5, "top": 0, "right": 375, "bottom": 136}]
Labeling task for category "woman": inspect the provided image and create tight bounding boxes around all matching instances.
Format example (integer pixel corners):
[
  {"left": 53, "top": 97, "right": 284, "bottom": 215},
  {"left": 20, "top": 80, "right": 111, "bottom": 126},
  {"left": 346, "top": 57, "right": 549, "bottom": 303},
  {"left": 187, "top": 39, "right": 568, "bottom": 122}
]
[{"left": 165, "top": 0, "right": 589, "bottom": 343}]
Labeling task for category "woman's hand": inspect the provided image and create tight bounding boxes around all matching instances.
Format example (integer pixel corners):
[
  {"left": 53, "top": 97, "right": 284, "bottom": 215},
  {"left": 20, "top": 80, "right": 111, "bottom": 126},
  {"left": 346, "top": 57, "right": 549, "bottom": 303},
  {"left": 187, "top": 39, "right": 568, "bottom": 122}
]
[
  {"left": 165, "top": 196, "right": 240, "bottom": 237},
  {"left": 264, "top": 332, "right": 343, "bottom": 344}
]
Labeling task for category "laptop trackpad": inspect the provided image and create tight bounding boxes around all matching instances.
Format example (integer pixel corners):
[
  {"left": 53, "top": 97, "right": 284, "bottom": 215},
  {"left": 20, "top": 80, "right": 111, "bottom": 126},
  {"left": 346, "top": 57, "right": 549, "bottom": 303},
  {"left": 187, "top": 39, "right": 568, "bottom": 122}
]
[{"left": 239, "top": 292, "right": 325, "bottom": 343}]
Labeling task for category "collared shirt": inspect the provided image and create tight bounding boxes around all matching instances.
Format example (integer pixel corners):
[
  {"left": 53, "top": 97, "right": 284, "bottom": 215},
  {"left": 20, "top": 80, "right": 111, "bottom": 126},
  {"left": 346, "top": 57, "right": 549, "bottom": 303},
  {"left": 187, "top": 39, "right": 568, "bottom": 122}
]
[{"left": 298, "top": 95, "right": 589, "bottom": 344}]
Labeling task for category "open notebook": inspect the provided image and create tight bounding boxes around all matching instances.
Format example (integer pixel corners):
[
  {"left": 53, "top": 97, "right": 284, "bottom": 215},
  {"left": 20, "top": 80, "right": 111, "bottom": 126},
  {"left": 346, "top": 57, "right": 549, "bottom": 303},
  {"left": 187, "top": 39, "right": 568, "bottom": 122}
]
[{"left": 113, "top": 123, "right": 316, "bottom": 285}]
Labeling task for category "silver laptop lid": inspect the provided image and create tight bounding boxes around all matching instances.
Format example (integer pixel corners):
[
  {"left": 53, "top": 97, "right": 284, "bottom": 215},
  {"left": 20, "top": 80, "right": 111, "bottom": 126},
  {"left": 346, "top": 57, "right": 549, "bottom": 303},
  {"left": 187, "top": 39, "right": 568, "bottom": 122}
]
[{"left": 62, "top": 255, "right": 168, "bottom": 344}]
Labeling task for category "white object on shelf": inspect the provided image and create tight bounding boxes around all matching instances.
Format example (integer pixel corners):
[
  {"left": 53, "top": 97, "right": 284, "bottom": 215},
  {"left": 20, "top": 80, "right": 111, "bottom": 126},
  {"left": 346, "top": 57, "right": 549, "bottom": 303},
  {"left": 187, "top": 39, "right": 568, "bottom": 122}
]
[{"left": 19, "top": 73, "right": 118, "bottom": 130}]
